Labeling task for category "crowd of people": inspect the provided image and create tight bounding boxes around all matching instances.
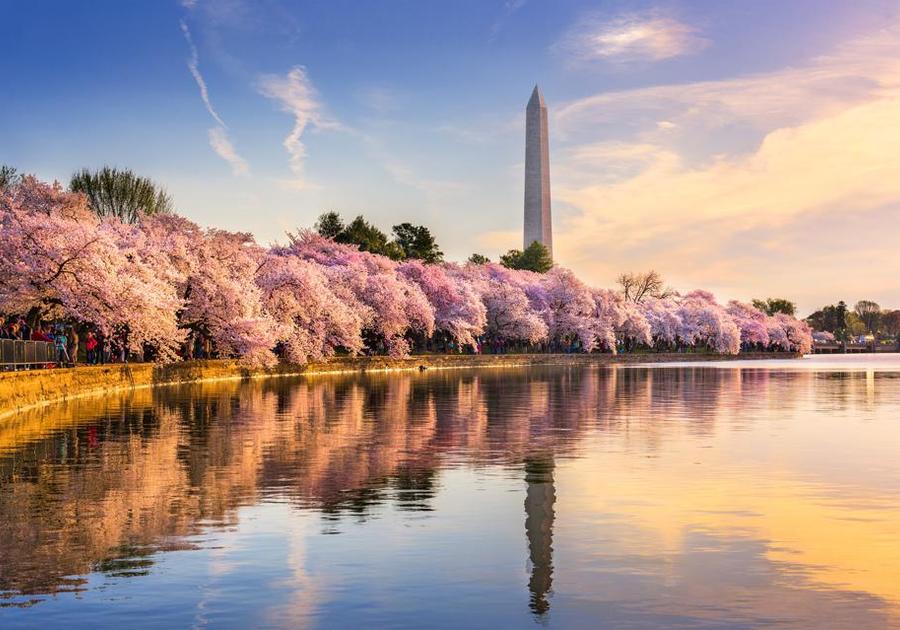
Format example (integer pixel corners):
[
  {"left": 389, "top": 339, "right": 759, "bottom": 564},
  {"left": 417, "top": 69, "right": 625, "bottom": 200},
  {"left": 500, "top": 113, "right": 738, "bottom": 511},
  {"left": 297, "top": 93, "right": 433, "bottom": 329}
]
[
  {"left": 0, "top": 317, "right": 121, "bottom": 369},
  {"left": 0, "top": 316, "right": 237, "bottom": 371}
]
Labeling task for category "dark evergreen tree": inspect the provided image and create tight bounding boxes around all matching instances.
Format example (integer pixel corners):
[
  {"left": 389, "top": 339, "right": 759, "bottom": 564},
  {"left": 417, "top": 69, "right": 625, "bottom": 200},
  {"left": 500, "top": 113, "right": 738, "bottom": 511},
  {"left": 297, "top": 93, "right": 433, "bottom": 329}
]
[
  {"left": 70, "top": 167, "right": 173, "bottom": 224},
  {"left": 314, "top": 211, "right": 345, "bottom": 239},
  {"left": 338, "top": 215, "right": 403, "bottom": 260},
  {"left": 0, "top": 165, "right": 21, "bottom": 191},
  {"left": 392, "top": 222, "right": 443, "bottom": 263},
  {"left": 500, "top": 241, "right": 553, "bottom": 273},
  {"left": 752, "top": 297, "right": 796, "bottom": 317}
]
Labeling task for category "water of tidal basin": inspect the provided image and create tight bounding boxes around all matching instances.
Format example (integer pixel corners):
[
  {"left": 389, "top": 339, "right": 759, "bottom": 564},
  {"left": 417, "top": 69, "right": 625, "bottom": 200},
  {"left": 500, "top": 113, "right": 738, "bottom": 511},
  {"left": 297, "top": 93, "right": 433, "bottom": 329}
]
[{"left": 2, "top": 356, "right": 900, "bottom": 629}]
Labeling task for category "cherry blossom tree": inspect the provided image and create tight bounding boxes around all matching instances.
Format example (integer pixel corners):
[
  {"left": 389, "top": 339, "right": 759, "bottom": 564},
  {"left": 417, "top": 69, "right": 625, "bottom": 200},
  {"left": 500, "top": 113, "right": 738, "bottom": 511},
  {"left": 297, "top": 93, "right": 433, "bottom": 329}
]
[
  {"left": 766, "top": 318, "right": 791, "bottom": 351},
  {"left": 677, "top": 291, "right": 741, "bottom": 355},
  {"left": 138, "top": 214, "right": 285, "bottom": 365},
  {"left": 257, "top": 251, "right": 364, "bottom": 364},
  {"left": 726, "top": 301, "right": 770, "bottom": 349},
  {"left": 0, "top": 177, "right": 184, "bottom": 359},
  {"left": 180, "top": 230, "right": 280, "bottom": 366},
  {"left": 594, "top": 288, "right": 652, "bottom": 352},
  {"left": 0, "top": 175, "right": 815, "bottom": 364},
  {"left": 640, "top": 297, "right": 683, "bottom": 349},
  {"left": 285, "top": 232, "right": 434, "bottom": 356},
  {"left": 773, "top": 313, "right": 813, "bottom": 354},
  {"left": 399, "top": 260, "right": 486, "bottom": 348},
  {"left": 590, "top": 289, "right": 621, "bottom": 352},
  {"left": 530, "top": 268, "right": 597, "bottom": 350},
  {"left": 457, "top": 263, "right": 547, "bottom": 345}
]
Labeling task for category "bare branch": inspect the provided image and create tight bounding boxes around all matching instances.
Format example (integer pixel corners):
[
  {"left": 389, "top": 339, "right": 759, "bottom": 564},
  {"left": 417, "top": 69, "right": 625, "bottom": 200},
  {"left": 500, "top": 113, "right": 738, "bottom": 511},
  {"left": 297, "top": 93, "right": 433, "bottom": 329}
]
[{"left": 617, "top": 270, "right": 672, "bottom": 304}]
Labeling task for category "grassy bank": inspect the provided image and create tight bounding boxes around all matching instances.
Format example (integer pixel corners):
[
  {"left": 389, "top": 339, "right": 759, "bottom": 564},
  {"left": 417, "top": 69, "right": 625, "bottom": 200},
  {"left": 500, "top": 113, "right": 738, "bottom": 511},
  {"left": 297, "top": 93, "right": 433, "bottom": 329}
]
[{"left": 0, "top": 352, "right": 796, "bottom": 420}]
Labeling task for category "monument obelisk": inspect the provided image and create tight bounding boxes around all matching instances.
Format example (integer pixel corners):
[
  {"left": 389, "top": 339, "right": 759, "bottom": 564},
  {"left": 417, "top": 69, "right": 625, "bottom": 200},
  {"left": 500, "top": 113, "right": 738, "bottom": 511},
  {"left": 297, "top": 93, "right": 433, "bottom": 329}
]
[{"left": 524, "top": 85, "right": 552, "bottom": 258}]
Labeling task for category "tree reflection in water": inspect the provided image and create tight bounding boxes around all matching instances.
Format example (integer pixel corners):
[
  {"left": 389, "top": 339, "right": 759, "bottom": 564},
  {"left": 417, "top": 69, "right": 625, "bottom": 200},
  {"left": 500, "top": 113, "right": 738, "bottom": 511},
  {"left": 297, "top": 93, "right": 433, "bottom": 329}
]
[{"left": 2, "top": 362, "right": 891, "bottom": 627}]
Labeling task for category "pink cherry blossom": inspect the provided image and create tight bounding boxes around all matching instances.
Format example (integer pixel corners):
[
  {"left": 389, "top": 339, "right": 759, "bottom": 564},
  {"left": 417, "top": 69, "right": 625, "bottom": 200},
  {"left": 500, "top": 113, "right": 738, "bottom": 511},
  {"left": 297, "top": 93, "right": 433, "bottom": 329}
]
[
  {"left": 285, "top": 231, "right": 435, "bottom": 356},
  {"left": 773, "top": 312, "right": 813, "bottom": 354},
  {"left": 726, "top": 301, "right": 771, "bottom": 348},
  {"left": 532, "top": 268, "right": 597, "bottom": 350},
  {"left": 0, "top": 175, "right": 815, "bottom": 364},
  {"left": 639, "top": 297, "right": 682, "bottom": 348},
  {"left": 257, "top": 251, "right": 364, "bottom": 363},
  {"left": 457, "top": 263, "right": 547, "bottom": 344},
  {"left": 0, "top": 177, "right": 184, "bottom": 359},
  {"left": 594, "top": 288, "right": 652, "bottom": 352},
  {"left": 399, "top": 260, "right": 486, "bottom": 348},
  {"left": 677, "top": 290, "right": 741, "bottom": 354}
]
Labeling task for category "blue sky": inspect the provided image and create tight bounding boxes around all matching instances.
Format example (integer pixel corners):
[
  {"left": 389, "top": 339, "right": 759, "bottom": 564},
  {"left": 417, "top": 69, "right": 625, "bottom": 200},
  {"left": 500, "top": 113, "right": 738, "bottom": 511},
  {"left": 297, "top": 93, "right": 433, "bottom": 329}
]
[{"left": 2, "top": 0, "right": 899, "bottom": 313}]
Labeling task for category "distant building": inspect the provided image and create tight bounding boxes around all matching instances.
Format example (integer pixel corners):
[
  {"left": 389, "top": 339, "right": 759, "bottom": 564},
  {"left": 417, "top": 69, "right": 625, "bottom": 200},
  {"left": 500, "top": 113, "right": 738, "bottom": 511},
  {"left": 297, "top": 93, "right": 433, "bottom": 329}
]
[{"left": 524, "top": 85, "right": 552, "bottom": 258}]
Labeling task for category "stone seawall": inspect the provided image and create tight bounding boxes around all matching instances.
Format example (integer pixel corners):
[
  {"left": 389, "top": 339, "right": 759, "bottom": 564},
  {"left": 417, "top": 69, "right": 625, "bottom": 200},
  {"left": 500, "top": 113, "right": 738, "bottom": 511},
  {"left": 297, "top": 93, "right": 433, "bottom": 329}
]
[{"left": 0, "top": 352, "right": 794, "bottom": 420}]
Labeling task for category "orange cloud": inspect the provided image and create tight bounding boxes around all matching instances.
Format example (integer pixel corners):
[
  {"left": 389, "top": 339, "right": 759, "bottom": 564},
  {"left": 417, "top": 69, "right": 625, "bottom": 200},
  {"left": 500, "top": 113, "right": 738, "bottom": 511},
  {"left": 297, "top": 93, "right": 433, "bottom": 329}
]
[{"left": 551, "top": 24, "right": 900, "bottom": 312}]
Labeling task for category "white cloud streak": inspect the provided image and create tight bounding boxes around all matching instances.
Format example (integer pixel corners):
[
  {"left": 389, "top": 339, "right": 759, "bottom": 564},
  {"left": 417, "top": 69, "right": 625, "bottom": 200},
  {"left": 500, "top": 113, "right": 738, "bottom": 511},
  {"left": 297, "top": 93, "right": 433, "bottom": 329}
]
[
  {"left": 257, "top": 66, "right": 341, "bottom": 189},
  {"left": 558, "top": 12, "right": 708, "bottom": 63},
  {"left": 180, "top": 20, "right": 226, "bottom": 127},
  {"left": 180, "top": 19, "right": 249, "bottom": 175},
  {"left": 208, "top": 127, "right": 249, "bottom": 175}
]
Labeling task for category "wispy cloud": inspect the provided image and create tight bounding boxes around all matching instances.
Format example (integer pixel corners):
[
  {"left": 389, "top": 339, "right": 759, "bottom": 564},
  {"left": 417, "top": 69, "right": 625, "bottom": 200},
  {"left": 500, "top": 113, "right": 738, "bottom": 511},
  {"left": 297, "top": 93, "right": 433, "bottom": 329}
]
[
  {"left": 180, "top": 19, "right": 249, "bottom": 175},
  {"left": 180, "top": 19, "right": 226, "bottom": 127},
  {"left": 558, "top": 11, "right": 708, "bottom": 63},
  {"left": 554, "top": 23, "right": 900, "bottom": 148},
  {"left": 208, "top": 127, "right": 249, "bottom": 175},
  {"left": 257, "top": 66, "right": 341, "bottom": 189}
]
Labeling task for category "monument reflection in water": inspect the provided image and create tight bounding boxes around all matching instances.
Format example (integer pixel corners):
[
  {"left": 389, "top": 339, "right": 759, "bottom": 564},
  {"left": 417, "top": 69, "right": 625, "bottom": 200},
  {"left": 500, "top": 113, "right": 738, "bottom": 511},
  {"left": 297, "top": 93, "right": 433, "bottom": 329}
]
[{"left": 2, "top": 358, "right": 900, "bottom": 628}]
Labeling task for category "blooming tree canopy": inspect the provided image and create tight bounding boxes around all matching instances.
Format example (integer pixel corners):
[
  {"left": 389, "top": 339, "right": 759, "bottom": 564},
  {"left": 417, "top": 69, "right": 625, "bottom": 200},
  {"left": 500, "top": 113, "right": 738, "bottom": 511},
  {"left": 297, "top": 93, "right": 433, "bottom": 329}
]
[
  {"left": 640, "top": 297, "right": 683, "bottom": 348},
  {"left": 0, "top": 177, "right": 183, "bottom": 359},
  {"left": 399, "top": 260, "right": 486, "bottom": 347},
  {"left": 0, "top": 175, "right": 813, "bottom": 364},
  {"left": 726, "top": 301, "right": 771, "bottom": 348},
  {"left": 257, "top": 250, "right": 364, "bottom": 363},
  {"left": 676, "top": 290, "right": 741, "bottom": 355}
]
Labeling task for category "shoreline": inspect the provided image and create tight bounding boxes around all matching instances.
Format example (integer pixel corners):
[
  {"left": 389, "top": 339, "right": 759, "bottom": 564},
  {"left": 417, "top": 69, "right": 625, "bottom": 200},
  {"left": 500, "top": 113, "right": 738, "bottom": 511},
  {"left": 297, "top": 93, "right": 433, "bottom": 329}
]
[{"left": 0, "top": 352, "right": 798, "bottom": 421}]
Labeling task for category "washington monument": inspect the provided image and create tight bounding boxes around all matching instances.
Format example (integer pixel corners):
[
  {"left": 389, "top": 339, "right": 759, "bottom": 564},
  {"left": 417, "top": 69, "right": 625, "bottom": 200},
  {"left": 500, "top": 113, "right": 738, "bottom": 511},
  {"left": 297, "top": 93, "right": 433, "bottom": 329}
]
[{"left": 524, "top": 84, "right": 552, "bottom": 258}]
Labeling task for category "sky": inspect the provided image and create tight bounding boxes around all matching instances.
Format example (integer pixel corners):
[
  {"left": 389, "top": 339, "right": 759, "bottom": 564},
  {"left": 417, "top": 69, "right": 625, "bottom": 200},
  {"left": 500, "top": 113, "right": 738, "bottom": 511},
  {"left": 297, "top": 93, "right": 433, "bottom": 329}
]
[{"left": 2, "top": 0, "right": 899, "bottom": 315}]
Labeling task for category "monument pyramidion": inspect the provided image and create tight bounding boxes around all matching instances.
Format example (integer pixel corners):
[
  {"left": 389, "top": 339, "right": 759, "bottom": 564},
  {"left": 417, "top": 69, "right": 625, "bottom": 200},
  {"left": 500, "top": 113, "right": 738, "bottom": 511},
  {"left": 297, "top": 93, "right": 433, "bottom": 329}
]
[{"left": 524, "top": 84, "right": 552, "bottom": 258}]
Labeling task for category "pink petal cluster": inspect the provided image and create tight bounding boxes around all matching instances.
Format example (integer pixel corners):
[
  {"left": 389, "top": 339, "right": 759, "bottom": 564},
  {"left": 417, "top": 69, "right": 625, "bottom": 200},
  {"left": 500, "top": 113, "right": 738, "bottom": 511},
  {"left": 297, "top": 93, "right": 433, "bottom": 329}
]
[
  {"left": 0, "top": 177, "right": 184, "bottom": 360},
  {"left": 0, "top": 176, "right": 813, "bottom": 363}
]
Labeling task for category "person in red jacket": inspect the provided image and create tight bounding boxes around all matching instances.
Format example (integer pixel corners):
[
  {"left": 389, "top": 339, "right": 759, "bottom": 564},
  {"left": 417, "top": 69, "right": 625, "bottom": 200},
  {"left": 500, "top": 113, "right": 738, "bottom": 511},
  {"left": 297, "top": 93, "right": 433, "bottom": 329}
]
[
  {"left": 85, "top": 331, "right": 98, "bottom": 365},
  {"left": 31, "top": 325, "right": 52, "bottom": 342}
]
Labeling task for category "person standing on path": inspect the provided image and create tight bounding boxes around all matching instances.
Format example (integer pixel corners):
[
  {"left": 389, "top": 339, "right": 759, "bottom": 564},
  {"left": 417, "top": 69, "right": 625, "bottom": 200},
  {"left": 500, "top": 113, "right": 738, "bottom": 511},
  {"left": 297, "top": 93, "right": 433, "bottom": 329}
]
[
  {"left": 55, "top": 328, "right": 70, "bottom": 366},
  {"left": 102, "top": 336, "right": 111, "bottom": 364},
  {"left": 67, "top": 327, "right": 79, "bottom": 366},
  {"left": 85, "top": 331, "right": 98, "bottom": 364}
]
